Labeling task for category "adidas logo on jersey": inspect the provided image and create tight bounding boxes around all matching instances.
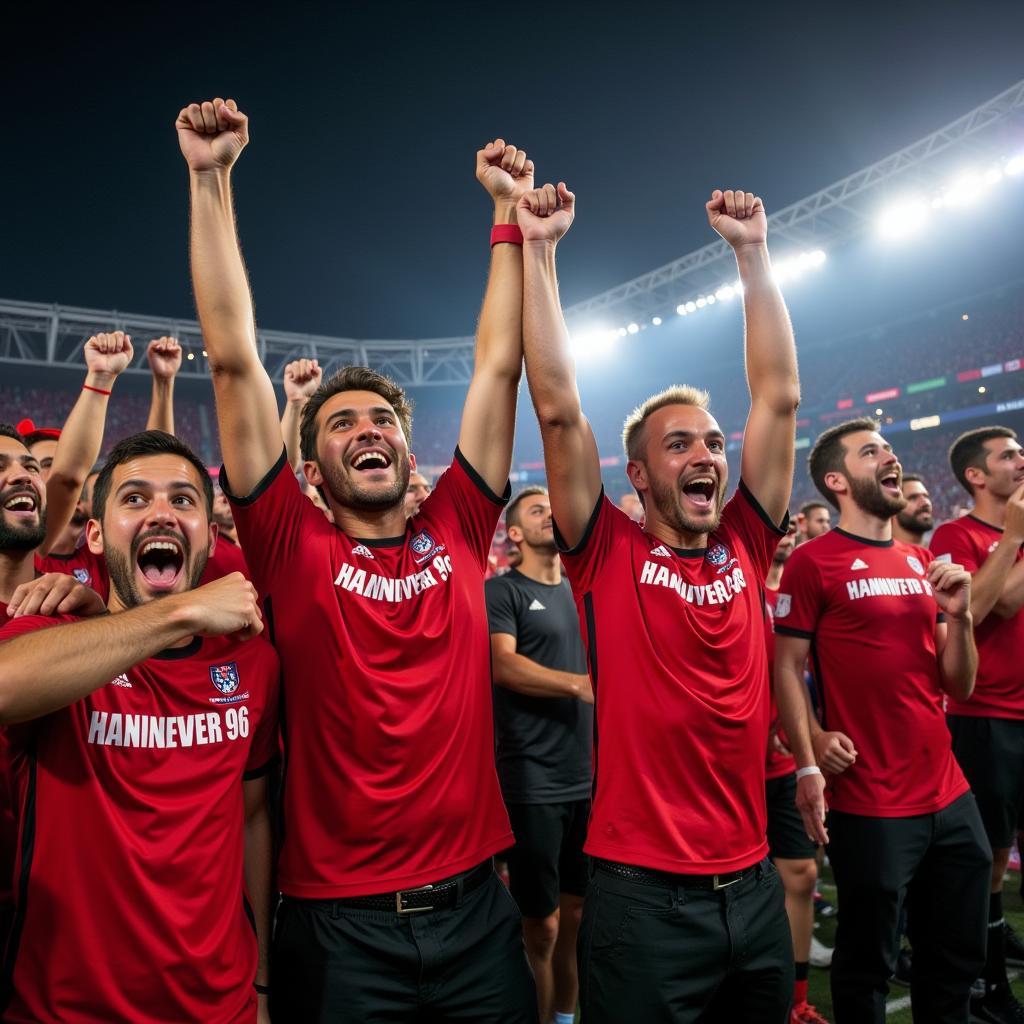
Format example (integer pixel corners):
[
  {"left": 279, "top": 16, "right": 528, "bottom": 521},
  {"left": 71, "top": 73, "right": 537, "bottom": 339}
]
[
  {"left": 109, "top": 674, "right": 132, "bottom": 689},
  {"left": 650, "top": 544, "right": 672, "bottom": 558},
  {"left": 850, "top": 558, "right": 869, "bottom": 571},
  {"left": 351, "top": 545, "right": 375, "bottom": 559},
  {"left": 528, "top": 598, "right": 546, "bottom": 611}
]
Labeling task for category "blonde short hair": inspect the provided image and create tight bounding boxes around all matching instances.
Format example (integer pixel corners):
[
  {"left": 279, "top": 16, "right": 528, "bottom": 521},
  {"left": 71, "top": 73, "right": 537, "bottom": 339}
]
[{"left": 622, "top": 385, "right": 710, "bottom": 462}]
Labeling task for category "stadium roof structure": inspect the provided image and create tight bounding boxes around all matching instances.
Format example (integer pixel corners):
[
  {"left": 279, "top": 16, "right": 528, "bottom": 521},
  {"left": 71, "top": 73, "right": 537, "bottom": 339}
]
[{"left": 2, "top": 78, "right": 1023, "bottom": 387}]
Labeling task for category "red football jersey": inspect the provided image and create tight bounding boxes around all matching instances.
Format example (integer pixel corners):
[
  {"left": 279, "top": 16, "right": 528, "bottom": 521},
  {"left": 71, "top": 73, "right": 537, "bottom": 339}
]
[
  {"left": 773, "top": 528, "right": 968, "bottom": 817},
  {"left": 558, "top": 482, "right": 784, "bottom": 874},
  {"left": 0, "top": 615, "right": 280, "bottom": 1023},
  {"left": 764, "top": 589, "right": 797, "bottom": 781},
  {"left": 36, "top": 544, "right": 109, "bottom": 601},
  {"left": 0, "top": 600, "right": 12, "bottom": 915},
  {"left": 201, "top": 533, "right": 251, "bottom": 584},
  {"left": 223, "top": 449, "right": 513, "bottom": 898},
  {"left": 931, "top": 515, "right": 1024, "bottom": 719}
]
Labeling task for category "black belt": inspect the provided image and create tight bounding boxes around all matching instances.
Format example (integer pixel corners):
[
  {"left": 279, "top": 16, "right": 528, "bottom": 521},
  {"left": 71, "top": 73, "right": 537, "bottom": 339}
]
[
  {"left": 595, "top": 858, "right": 755, "bottom": 892},
  {"left": 317, "top": 860, "right": 494, "bottom": 916}
]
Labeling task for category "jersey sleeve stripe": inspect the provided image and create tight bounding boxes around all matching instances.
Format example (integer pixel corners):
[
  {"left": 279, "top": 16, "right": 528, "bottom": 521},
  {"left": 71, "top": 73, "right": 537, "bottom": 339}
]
[
  {"left": 554, "top": 488, "right": 605, "bottom": 556},
  {"left": 452, "top": 448, "right": 511, "bottom": 506},
  {"left": 220, "top": 448, "right": 289, "bottom": 507},
  {"left": 773, "top": 625, "right": 815, "bottom": 639},
  {"left": 737, "top": 480, "right": 789, "bottom": 535}
]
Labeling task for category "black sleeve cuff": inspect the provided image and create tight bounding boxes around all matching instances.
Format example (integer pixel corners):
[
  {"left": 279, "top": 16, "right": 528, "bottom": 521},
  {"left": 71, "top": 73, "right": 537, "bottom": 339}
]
[
  {"left": 554, "top": 488, "right": 605, "bottom": 556},
  {"left": 220, "top": 450, "right": 290, "bottom": 507},
  {"left": 453, "top": 447, "right": 511, "bottom": 506},
  {"left": 243, "top": 755, "right": 280, "bottom": 781},
  {"left": 773, "top": 624, "right": 814, "bottom": 640},
  {"left": 738, "top": 480, "right": 789, "bottom": 536}
]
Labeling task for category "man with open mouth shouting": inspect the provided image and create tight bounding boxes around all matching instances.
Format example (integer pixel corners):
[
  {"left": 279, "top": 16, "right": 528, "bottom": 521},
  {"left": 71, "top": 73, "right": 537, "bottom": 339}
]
[
  {"left": 518, "top": 183, "right": 799, "bottom": 1021},
  {"left": 0, "top": 430, "right": 280, "bottom": 1024},
  {"left": 179, "top": 97, "right": 537, "bottom": 1021}
]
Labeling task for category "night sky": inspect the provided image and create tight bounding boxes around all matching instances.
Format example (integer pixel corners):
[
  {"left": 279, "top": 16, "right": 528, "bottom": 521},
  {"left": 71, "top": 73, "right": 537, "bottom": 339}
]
[{"left": 3, "top": 2, "right": 1023, "bottom": 340}]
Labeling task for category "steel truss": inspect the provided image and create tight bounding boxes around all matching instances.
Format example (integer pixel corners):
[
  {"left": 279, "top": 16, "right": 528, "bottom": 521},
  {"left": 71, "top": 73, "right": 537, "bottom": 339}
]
[{"left": 2, "top": 79, "right": 1023, "bottom": 386}]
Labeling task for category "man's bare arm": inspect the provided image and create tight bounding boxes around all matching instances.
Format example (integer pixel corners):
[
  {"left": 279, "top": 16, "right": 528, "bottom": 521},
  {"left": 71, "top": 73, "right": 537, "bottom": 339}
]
[
  {"left": 40, "top": 332, "right": 133, "bottom": 556},
  {"left": 456, "top": 141, "right": 535, "bottom": 495},
  {"left": 930, "top": 561, "right": 977, "bottom": 701},
  {"left": 281, "top": 358, "right": 322, "bottom": 472},
  {"left": 178, "top": 99, "right": 282, "bottom": 496},
  {"left": 490, "top": 633, "right": 593, "bottom": 702},
  {"left": 145, "top": 336, "right": 182, "bottom": 433},
  {"left": 963, "top": 488, "right": 1024, "bottom": 623},
  {"left": 706, "top": 190, "right": 800, "bottom": 525},
  {"left": 519, "top": 184, "right": 603, "bottom": 549},
  {"left": 0, "top": 574, "right": 261, "bottom": 724}
]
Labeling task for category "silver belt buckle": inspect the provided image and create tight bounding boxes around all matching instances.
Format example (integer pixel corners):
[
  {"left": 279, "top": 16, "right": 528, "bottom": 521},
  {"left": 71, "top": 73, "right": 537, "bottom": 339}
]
[
  {"left": 396, "top": 883, "right": 434, "bottom": 915},
  {"left": 712, "top": 873, "right": 742, "bottom": 891}
]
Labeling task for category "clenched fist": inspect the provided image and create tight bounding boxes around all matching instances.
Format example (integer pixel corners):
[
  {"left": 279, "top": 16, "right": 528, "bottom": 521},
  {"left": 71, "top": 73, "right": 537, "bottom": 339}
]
[
  {"left": 476, "top": 139, "right": 535, "bottom": 208},
  {"left": 284, "top": 359, "right": 323, "bottom": 403},
  {"left": 706, "top": 189, "right": 767, "bottom": 249},
  {"left": 147, "top": 337, "right": 182, "bottom": 382},
  {"left": 176, "top": 98, "right": 249, "bottom": 172},
  {"left": 516, "top": 183, "right": 575, "bottom": 245},
  {"left": 173, "top": 572, "right": 263, "bottom": 641},
  {"left": 84, "top": 331, "right": 133, "bottom": 384}
]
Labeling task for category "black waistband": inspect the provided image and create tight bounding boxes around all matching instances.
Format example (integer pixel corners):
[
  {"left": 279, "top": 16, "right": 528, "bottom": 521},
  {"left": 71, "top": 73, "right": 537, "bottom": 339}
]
[
  {"left": 287, "top": 859, "right": 494, "bottom": 916},
  {"left": 594, "top": 858, "right": 757, "bottom": 892}
]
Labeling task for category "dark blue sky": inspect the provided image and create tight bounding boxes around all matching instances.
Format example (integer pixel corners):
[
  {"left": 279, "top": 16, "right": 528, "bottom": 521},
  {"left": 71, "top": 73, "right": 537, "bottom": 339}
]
[{"left": 3, "top": 2, "right": 1023, "bottom": 339}]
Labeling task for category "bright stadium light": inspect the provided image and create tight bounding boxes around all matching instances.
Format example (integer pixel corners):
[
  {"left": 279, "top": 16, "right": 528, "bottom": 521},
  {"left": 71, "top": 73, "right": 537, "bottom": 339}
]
[
  {"left": 943, "top": 172, "right": 987, "bottom": 207},
  {"left": 652, "top": 316, "right": 662, "bottom": 326},
  {"left": 617, "top": 327, "right": 628, "bottom": 338},
  {"left": 676, "top": 304, "right": 688, "bottom": 316},
  {"left": 715, "top": 285, "right": 735, "bottom": 301},
  {"left": 696, "top": 297, "right": 707, "bottom": 308},
  {"left": 627, "top": 322, "right": 640, "bottom": 335},
  {"left": 685, "top": 301, "right": 697, "bottom": 313},
  {"left": 706, "top": 294, "right": 716, "bottom": 305},
  {"left": 569, "top": 326, "right": 618, "bottom": 358},
  {"left": 876, "top": 200, "right": 930, "bottom": 241},
  {"left": 1007, "top": 153, "right": 1024, "bottom": 176}
]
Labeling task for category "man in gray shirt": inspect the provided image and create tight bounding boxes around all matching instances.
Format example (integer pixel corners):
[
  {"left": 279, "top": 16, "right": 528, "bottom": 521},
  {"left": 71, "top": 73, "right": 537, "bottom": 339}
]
[{"left": 487, "top": 486, "right": 593, "bottom": 1024}]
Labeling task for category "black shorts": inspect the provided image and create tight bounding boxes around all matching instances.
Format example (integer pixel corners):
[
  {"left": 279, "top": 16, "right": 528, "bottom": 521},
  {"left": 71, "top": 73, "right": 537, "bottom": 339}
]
[
  {"left": 949, "top": 714, "right": 1024, "bottom": 849},
  {"left": 766, "top": 772, "right": 817, "bottom": 861},
  {"left": 506, "top": 799, "right": 590, "bottom": 918}
]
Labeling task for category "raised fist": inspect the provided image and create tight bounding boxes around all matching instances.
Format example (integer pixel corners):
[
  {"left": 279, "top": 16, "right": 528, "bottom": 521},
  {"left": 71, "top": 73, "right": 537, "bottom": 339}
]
[
  {"left": 147, "top": 337, "right": 182, "bottom": 382},
  {"left": 516, "top": 183, "right": 575, "bottom": 244},
  {"left": 84, "top": 331, "right": 133, "bottom": 379},
  {"left": 706, "top": 189, "right": 767, "bottom": 249},
  {"left": 284, "top": 358, "right": 323, "bottom": 402},
  {"left": 476, "top": 139, "right": 535, "bottom": 205},
  {"left": 175, "top": 573, "right": 263, "bottom": 641},
  {"left": 176, "top": 98, "right": 249, "bottom": 172}
]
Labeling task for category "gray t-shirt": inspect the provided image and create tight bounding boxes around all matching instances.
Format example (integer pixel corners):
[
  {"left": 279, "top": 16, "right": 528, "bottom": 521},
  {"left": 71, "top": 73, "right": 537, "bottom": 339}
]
[{"left": 486, "top": 569, "right": 593, "bottom": 804}]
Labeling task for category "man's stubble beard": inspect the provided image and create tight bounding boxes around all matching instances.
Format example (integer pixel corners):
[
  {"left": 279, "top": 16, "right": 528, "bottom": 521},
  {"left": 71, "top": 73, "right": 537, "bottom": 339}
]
[
  {"left": 648, "top": 471, "right": 725, "bottom": 537},
  {"left": 849, "top": 474, "right": 906, "bottom": 519}
]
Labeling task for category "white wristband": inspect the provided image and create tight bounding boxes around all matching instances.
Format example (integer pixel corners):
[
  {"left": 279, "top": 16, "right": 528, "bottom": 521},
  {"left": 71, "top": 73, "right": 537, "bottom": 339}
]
[{"left": 795, "top": 766, "right": 823, "bottom": 780}]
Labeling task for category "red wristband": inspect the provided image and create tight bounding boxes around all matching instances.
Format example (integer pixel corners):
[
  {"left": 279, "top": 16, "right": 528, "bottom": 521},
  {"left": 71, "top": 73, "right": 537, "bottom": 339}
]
[
  {"left": 490, "top": 224, "right": 524, "bottom": 247},
  {"left": 82, "top": 384, "right": 112, "bottom": 396}
]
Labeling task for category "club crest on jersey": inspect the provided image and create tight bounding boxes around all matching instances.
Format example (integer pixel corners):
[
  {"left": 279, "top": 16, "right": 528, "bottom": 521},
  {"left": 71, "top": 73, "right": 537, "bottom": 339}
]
[
  {"left": 906, "top": 555, "right": 925, "bottom": 576},
  {"left": 210, "top": 662, "right": 240, "bottom": 695},
  {"left": 774, "top": 593, "right": 792, "bottom": 618},
  {"left": 706, "top": 543, "right": 729, "bottom": 567},
  {"left": 410, "top": 530, "right": 444, "bottom": 564},
  {"left": 73, "top": 568, "right": 91, "bottom": 585}
]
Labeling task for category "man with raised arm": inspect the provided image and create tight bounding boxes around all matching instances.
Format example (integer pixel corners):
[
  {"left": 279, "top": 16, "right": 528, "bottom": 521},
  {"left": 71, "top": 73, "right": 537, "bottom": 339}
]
[
  {"left": 518, "top": 184, "right": 799, "bottom": 1021},
  {"left": 0, "top": 430, "right": 278, "bottom": 1023},
  {"left": 178, "top": 97, "right": 538, "bottom": 1021}
]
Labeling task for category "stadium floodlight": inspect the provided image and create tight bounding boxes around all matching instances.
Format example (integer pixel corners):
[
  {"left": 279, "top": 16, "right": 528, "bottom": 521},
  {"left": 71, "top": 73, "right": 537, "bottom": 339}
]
[
  {"left": 676, "top": 304, "right": 688, "bottom": 316},
  {"left": 706, "top": 295, "right": 716, "bottom": 305},
  {"left": 569, "top": 325, "right": 618, "bottom": 359},
  {"left": 652, "top": 316, "right": 662, "bottom": 326},
  {"left": 685, "top": 301, "right": 697, "bottom": 313},
  {"left": 943, "top": 172, "right": 987, "bottom": 207},
  {"left": 617, "top": 327, "right": 628, "bottom": 337},
  {"left": 627, "top": 322, "right": 640, "bottom": 335},
  {"left": 876, "top": 200, "right": 930, "bottom": 241},
  {"left": 1006, "top": 153, "right": 1024, "bottom": 176},
  {"left": 186, "top": 352, "right": 195, "bottom": 361},
  {"left": 696, "top": 297, "right": 707, "bottom": 308},
  {"left": 715, "top": 285, "right": 735, "bottom": 301}
]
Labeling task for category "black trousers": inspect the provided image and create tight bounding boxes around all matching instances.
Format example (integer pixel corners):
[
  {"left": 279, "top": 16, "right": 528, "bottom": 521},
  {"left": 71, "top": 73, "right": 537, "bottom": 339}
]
[
  {"left": 578, "top": 858, "right": 793, "bottom": 1023},
  {"left": 270, "top": 871, "right": 539, "bottom": 1023},
  {"left": 827, "top": 792, "right": 991, "bottom": 1024}
]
